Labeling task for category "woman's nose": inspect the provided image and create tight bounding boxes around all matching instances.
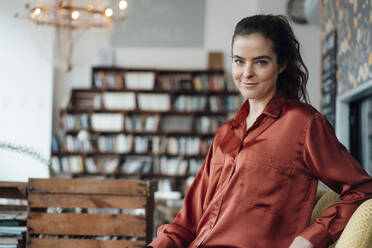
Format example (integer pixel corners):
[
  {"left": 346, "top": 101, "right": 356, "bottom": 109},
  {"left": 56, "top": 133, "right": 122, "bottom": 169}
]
[{"left": 243, "top": 64, "right": 253, "bottom": 78}]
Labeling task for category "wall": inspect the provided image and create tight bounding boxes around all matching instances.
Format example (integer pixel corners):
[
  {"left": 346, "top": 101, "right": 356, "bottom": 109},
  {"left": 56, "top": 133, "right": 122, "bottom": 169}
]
[
  {"left": 0, "top": 1, "right": 54, "bottom": 181},
  {"left": 321, "top": 0, "right": 372, "bottom": 95}
]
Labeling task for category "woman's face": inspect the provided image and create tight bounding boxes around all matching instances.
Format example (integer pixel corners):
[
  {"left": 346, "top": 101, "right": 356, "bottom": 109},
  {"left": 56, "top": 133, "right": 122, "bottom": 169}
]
[{"left": 232, "top": 33, "right": 285, "bottom": 102}]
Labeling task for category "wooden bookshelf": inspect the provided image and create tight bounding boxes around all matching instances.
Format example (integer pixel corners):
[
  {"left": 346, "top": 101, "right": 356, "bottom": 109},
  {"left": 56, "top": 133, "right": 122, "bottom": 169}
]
[{"left": 52, "top": 67, "right": 242, "bottom": 194}]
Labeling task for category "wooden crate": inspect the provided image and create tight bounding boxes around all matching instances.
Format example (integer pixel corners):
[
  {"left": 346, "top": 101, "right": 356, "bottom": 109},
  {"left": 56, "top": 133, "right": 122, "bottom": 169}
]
[{"left": 26, "top": 178, "right": 156, "bottom": 248}]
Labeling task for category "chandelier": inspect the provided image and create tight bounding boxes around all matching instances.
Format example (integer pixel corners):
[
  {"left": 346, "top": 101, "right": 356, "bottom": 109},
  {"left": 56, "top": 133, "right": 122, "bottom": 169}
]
[{"left": 14, "top": 0, "right": 128, "bottom": 71}]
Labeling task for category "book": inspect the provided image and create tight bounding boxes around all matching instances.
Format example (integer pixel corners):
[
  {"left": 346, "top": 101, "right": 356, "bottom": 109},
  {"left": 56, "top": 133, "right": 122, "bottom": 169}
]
[
  {"left": 125, "top": 115, "right": 143, "bottom": 132},
  {"left": 91, "top": 113, "right": 124, "bottom": 131},
  {"left": 51, "top": 157, "right": 61, "bottom": 173},
  {"left": 167, "top": 137, "right": 179, "bottom": 155},
  {"left": 85, "top": 158, "right": 97, "bottom": 173},
  {"left": 157, "top": 74, "right": 192, "bottom": 90},
  {"left": 71, "top": 91, "right": 97, "bottom": 110},
  {"left": 138, "top": 93, "right": 170, "bottom": 111},
  {"left": 189, "top": 159, "right": 203, "bottom": 175},
  {"left": 120, "top": 156, "right": 152, "bottom": 174},
  {"left": 144, "top": 115, "right": 160, "bottom": 132},
  {"left": 124, "top": 72, "right": 155, "bottom": 90},
  {"left": 161, "top": 116, "right": 192, "bottom": 132},
  {"left": 103, "top": 92, "right": 136, "bottom": 110}
]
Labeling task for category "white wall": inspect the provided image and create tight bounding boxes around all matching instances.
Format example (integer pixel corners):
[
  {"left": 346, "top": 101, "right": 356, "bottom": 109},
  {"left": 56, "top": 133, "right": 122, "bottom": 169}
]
[
  {"left": 0, "top": 1, "right": 54, "bottom": 181},
  {"left": 258, "top": 0, "right": 321, "bottom": 109}
]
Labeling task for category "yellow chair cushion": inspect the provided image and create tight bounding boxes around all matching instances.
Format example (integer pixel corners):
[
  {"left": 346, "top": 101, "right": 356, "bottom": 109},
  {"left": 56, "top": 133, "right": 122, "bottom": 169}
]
[{"left": 335, "top": 199, "right": 372, "bottom": 248}]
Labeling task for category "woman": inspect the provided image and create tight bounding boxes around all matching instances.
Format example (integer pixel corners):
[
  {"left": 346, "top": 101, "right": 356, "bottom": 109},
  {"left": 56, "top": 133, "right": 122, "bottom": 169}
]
[{"left": 148, "top": 15, "right": 372, "bottom": 248}]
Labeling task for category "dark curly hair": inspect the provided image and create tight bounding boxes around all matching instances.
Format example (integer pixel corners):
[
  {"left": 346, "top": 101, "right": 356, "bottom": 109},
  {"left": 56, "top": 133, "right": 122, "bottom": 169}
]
[{"left": 232, "top": 14, "right": 309, "bottom": 103}]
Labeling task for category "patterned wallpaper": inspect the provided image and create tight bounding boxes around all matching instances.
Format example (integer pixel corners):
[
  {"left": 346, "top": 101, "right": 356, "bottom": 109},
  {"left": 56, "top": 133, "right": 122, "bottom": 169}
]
[{"left": 321, "top": 0, "right": 372, "bottom": 95}]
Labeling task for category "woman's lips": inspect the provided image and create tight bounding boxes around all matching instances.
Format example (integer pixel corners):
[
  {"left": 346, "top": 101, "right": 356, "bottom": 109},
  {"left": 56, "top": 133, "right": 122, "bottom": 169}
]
[{"left": 242, "top": 82, "right": 258, "bottom": 88}]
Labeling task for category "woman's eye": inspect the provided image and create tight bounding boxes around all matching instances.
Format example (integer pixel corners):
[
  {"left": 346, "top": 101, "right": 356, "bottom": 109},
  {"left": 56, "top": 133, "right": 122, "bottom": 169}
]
[
  {"left": 234, "top": 59, "right": 244, "bottom": 65},
  {"left": 256, "top": 60, "right": 268, "bottom": 65}
]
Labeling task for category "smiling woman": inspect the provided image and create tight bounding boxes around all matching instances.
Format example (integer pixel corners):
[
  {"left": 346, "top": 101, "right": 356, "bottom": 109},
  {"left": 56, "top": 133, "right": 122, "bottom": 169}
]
[
  {"left": 232, "top": 34, "right": 287, "bottom": 132},
  {"left": 232, "top": 34, "right": 284, "bottom": 102},
  {"left": 148, "top": 15, "right": 372, "bottom": 248}
]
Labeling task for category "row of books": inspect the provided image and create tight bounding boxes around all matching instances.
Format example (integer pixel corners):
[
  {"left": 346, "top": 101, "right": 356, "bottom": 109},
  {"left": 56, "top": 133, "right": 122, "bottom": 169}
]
[
  {"left": 125, "top": 115, "right": 160, "bottom": 132},
  {"left": 193, "top": 74, "right": 225, "bottom": 91},
  {"left": 90, "top": 113, "right": 224, "bottom": 133},
  {"left": 51, "top": 156, "right": 84, "bottom": 173},
  {"left": 60, "top": 113, "right": 89, "bottom": 130},
  {"left": 60, "top": 134, "right": 212, "bottom": 156},
  {"left": 156, "top": 74, "right": 193, "bottom": 90},
  {"left": 195, "top": 116, "right": 226, "bottom": 133},
  {"left": 69, "top": 92, "right": 171, "bottom": 112},
  {"left": 70, "top": 91, "right": 240, "bottom": 113},
  {"left": 92, "top": 70, "right": 228, "bottom": 92},
  {"left": 56, "top": 117, "right": 221, "bottom": 152},
  {"left": 85, "top": 157, "right": 119, "bottom": 173},
  {"left": 120, "top": 156, "right": 152, "bottom": 174},
  {"left": 93, "top": 71, "right": 156, "bottom": 90},
  {"left": 154, "top": 156, "right": 188, "bottom": 176},
  {"left": 94, "top": 71, "right": 124, "bottom": 89},
  {"left": 173, "top": 95, "right": 207, "bottom": 112},
  {"left": 0, "top": 198, "right": 27, "bottom": 248},
  {"left": 90, "top": 113, "right": 171, "bottom": 132},
  {"left": 0, "top": 227, "right": 25, "bottom": 248},
  {"left": 173, "top": 95, "right": 241, "bottom": 112},
  {"left": 51, "top": 155, "right": 205, "bottom": 176},
  {"left": 65, "top": 135, "right": 91, "bottom": 152},
  {"left": 209, "top": 96, "right": 242, "bottom": 112},
  {"left": 97, "top": 135, "right": 133, "bottom": 153},
  {"left": 59, "top": 113, "right": 160, "bottom": 133}
]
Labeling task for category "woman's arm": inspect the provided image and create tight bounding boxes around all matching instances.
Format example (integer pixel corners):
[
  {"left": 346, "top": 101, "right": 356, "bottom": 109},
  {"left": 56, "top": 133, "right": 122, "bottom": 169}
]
[
  {"left": 299, "top": 113, "right": 372, "bottom": 248},
  {"left": 148, "top": 140, "right": 215, "bottom": 248}
]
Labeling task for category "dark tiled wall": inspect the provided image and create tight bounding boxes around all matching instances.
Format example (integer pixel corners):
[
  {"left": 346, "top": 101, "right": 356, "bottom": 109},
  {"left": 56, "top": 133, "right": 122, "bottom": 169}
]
[{"left": 321, "top": 0, "right": 372, "bottom": 95}]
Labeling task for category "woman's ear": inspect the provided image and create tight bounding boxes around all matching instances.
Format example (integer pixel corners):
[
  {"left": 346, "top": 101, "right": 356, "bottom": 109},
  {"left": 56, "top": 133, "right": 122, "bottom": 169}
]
[{"left": 278, "top": 63, "right": 287, "bottom": 74}]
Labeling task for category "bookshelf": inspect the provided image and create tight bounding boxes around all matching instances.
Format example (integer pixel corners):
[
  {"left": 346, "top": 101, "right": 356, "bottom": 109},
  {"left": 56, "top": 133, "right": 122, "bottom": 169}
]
[{"left": 52, "top": 67, "right": 242, "bottom": 194}]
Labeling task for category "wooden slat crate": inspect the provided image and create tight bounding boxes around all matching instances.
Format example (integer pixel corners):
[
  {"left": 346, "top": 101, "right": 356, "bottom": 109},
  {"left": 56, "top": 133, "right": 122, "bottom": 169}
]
[{"left": 27, "top": 178, "right": 156, "bottom": 248}]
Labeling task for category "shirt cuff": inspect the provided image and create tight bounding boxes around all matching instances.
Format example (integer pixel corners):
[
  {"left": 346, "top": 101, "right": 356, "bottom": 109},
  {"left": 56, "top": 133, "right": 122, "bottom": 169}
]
[
  {"left": 147, "top": 234, "right": 175, "bottom": 248},
  {"left": 299, "top": 223, "right": 333, "bottom": 248}
]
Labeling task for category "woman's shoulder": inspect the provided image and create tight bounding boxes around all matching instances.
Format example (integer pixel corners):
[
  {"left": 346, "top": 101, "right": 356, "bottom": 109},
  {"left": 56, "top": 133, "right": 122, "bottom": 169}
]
[{"left": 282, "top": 99, "right": 322, "bottom": 121}]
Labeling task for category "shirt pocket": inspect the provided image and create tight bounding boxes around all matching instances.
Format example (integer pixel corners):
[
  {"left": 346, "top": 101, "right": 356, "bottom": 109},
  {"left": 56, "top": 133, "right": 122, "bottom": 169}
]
[{"left": 237, "top": 158, "right": 291, "bottom": 213}]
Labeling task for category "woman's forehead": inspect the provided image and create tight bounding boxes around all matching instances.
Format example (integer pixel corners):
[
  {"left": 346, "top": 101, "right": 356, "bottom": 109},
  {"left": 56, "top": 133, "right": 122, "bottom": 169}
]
[{"left": 232, "top": 34, "right": 276, "bottom": 58}]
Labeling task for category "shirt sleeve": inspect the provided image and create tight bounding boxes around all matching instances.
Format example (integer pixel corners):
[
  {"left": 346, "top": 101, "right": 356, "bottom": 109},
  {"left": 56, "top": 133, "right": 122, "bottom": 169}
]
[
  {"left": 299, "top": 113, "right": 372, "bottom": 248},
  {"left": 148, "top": 140, "right": 215, "bottom": 248}
]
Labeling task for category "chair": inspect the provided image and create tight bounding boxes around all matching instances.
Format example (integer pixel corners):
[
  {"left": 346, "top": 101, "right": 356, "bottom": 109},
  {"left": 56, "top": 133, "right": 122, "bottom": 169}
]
[
  {"left": 311, "top": 190, "right": 372, "bottom": 248},
  {"left": 26, "top": 178, "right": 156, "bottom": 248},
  {"left": 335, "top": 199, "right": 372, "bottom": 248}
]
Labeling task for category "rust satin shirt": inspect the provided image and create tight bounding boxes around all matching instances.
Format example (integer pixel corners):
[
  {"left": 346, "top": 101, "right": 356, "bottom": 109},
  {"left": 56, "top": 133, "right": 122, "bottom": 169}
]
[{"left": 149, "top": 91, "right": 372, "bottom": 248}]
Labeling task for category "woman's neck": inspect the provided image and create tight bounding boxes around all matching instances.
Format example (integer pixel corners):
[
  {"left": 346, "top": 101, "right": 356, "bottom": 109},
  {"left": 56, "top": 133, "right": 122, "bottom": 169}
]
[
  {"left": 247, "top": 98, "right": 270, "bottom": 117},
  {"left": 245, "top": 94, "right": 275, "bottom": 130}
]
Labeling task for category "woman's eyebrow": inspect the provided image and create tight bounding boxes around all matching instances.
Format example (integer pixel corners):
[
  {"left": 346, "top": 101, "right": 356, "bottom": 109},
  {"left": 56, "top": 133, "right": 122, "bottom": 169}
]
[
  {"left": 232, "top": 55, "right": 245, "bottom": 59},
  {"left": 232, "top": 55, "right": 272, "bottom": 60},
  {"left": 253, "top": 55, "right": 272, "bottom": 60}
]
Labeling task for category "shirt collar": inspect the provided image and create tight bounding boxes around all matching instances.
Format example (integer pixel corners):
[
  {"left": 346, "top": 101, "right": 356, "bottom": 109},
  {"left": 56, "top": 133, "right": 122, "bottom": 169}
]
[{"left": 231, "top": 90, "right": 287, "bottom": 128}]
